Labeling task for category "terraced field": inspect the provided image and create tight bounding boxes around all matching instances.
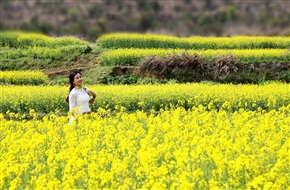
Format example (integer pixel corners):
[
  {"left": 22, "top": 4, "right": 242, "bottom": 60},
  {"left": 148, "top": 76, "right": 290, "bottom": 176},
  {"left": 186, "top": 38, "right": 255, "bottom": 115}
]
[{"left": 1, "top": 31, "right": 289, "bottom": 189}]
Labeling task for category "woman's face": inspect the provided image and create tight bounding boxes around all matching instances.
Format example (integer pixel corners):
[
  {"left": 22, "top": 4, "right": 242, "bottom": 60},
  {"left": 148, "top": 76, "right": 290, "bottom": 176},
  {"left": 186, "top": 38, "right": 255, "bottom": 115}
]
[{"left": 74, "top": 73, "right": 83, "bottom": 87}]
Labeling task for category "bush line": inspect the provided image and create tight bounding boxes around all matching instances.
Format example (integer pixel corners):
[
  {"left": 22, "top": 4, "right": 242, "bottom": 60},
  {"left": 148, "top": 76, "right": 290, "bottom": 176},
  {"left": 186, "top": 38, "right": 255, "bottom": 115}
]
[
  {"left": 0, "top": 71, "right": 49, "bottom": 85},
  {"left": 98, "top": 48, "right": 290, "bottom": 66},
  {"left": 1, "top": 83, "right": 289, "bottom": 114},
  {"left": 97, "top": 33, "right": 290, "bottom": 49}
]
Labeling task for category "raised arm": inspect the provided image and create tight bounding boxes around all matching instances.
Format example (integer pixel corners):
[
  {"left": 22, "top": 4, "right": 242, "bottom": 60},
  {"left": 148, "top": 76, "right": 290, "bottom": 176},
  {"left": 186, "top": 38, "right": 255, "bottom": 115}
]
[{"left": 86, "top": 90, "right": 96, "bottom": 105}]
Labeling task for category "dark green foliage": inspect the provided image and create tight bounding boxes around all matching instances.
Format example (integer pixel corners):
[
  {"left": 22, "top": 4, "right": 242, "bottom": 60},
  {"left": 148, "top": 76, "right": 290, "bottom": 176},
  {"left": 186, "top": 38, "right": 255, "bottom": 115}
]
[{"left": 1, "top": 1, "right": 290, "bottom": 39}]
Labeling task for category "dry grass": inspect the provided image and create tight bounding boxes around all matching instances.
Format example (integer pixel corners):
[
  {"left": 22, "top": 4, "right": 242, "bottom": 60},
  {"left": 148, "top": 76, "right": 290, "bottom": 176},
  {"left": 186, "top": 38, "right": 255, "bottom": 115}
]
[{"left": 138, "top": 53, "right": 290, "bottom": 83}]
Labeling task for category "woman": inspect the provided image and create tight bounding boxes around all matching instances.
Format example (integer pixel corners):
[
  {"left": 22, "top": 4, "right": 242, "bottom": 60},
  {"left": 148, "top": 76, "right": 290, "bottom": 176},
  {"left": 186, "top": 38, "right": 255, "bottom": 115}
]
[{"left": 66, "top": 70, "right": 96, "bottom": 122}]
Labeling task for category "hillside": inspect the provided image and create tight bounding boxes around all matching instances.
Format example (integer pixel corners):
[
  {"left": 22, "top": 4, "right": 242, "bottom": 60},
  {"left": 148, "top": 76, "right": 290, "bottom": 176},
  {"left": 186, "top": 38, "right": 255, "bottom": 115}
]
[
  {"left": 1, "top": 13, "right": 290, "bottom": 189},
  {"left": 1, "top": 0, "right": 290, "bottom": 41},
  {"left": 1, "top": 32, "right": 289, "bottom": 85}
]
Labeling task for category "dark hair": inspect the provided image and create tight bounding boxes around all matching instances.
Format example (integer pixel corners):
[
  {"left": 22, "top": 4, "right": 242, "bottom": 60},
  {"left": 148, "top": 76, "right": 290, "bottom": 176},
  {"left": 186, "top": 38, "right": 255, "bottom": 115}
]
[
  {"left": 69, "top": 70, "right": 82, "bottom": 92},
  {"left": 65, "top": 70, "right": 81, "bottom": 103}
]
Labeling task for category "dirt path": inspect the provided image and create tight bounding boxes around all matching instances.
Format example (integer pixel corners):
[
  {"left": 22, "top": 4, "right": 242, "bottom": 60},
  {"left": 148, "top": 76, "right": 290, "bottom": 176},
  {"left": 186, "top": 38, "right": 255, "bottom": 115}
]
[{"left": 42, "top": 60, "right": 98, "bottom": 76}]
